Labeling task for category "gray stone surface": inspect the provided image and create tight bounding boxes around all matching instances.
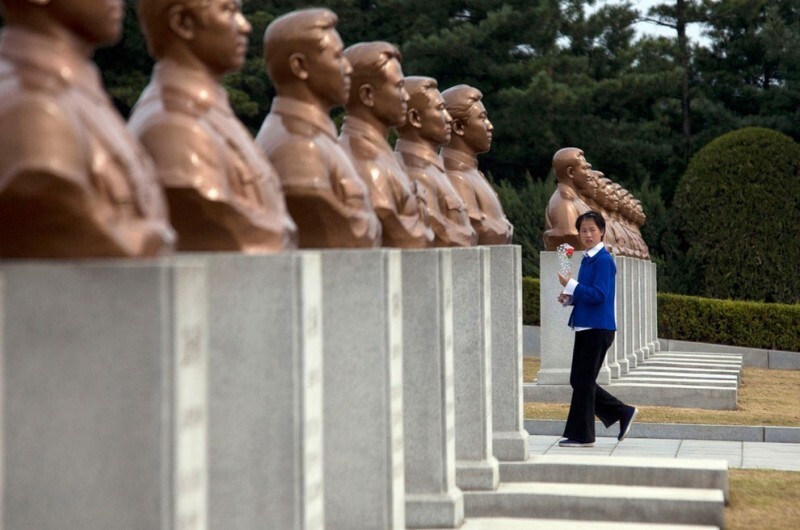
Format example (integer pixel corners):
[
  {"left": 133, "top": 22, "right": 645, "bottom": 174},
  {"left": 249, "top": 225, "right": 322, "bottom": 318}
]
[
  {"left": 525, "top": 382, "right": 738, "bottom": 409},
  {"left": 608, "top": 256, "right": 624, "bottom": 378},
  {"left": 537, "top": 251, "right": 579, "bottom": 385},
  {"left": 201, "top": 253, "right": 323, "bottom": 530},
  {"left": 321, "top": 250, "right": 405, "bottom": 530},
  {"left": 765, "top": 427, "right": 800, "bottom": 443},
  {"left": 1, "top": 260, "right": 207, "bottom": 530},
  {"left": 462, "top": 482, "right": 724, "bottom": 527},
  {"left": 660, "top": 340, "right": 800, "bottom": 369},
  {"left": 522, "top": 326, "right": 540, "bottom": 357},
  {"left": 422, "top": 518, "right": 720, "bottom": 530},
  {"left": 623, "top": 257, "right": 638, "bottom": 369},
  {"left": 525, "top": 420, "right": 765, "bottom": 442},
  {"left": 490, "top": 246, "right": 530, "bottom": 461},
  {"left": 768, "top": 350, "right": 800, "bottom": 369},
  {"left": 402, "top": 249, "right": 464, "bottom": 528},
  {"left": 451, "top": 248, "right": 499, "bottom": 492},
  {"left": 498, "top": 455, "right": 729, "bottom": 501}
]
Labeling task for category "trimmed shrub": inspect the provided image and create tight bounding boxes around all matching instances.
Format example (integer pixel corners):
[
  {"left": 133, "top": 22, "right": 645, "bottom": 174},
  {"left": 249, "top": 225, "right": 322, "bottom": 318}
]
[
  {"left": 522, "top": 277, "right": 540, "bottom": 326},
  {"left": 658, "top": 293, "right": 800, "bottom": 352},
  {"left": 671, "top": 127, "right": 800, "bottom": 304}
]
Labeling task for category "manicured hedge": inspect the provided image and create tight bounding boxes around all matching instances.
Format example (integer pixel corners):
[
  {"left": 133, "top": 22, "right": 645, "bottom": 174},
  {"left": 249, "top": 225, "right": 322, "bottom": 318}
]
[
  {"left": 522, "top": 277, "right": 540, "bottom": 326},
  {"left": 657, "top": 293, "right": 800, "bottom": 352},
  {"left": 671, "top": 127, "right": 800, "bottom": 304},
  {"left": 520, "top": 276, "right": 800, "bottom": 352}
]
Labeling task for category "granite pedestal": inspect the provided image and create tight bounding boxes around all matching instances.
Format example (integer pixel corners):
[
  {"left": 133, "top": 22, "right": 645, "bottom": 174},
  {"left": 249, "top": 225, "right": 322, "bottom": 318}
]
[
  {"left": 402, "top": 249, "right": 464, "bottom": 528},
  {"left": 1, "top": 260, "right": 207, "bottom": 530},
  {"left": 451, "top": 247, "right": 499, "bottom": 491},
  {"left": 489, "top": 246, "right": 530, "bottom": 461},
  {"left": 201, "top": 253, "right": 323, "bottom": 530},
  {"left": 321, "top": 250, "right": 405, "bottom": 530}
]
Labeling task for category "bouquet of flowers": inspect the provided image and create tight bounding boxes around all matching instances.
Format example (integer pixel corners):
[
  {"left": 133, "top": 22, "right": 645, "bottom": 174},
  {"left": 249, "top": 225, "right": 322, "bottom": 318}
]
[{"left": 556, "top": 243, "right": 574, "bottom": 277}]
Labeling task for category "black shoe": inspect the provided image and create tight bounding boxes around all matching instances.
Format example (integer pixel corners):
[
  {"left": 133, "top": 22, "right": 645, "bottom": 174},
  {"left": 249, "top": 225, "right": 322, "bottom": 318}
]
[
  {"left": 618, "top": 406, "right": 638, "bottom": 442},
  {"left": 558, "top": 438, "right": 595, "bottom": 448}
]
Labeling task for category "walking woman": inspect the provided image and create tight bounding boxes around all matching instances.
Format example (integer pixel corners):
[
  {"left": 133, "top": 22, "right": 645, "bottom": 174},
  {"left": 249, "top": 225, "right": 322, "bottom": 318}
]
[{"left": 557, "top": 211, "right": 637, "bottom": 447}]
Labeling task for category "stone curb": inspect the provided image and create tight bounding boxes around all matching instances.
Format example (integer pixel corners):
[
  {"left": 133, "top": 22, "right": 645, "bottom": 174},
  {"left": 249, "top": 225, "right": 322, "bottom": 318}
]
[{"left": 525, "top": 419, "right": 800, "bottom": 443}]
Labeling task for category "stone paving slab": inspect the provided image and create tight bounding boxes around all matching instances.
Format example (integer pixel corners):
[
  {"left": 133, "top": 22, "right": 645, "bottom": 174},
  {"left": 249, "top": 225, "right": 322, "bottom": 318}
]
[
  {"left": 528, "top": 435, "right": 800, "bottom": 472},
  {"left": 421, "top": 518, "right": 719, "bottom": 530},
  {"left": 526, "top": 420, "right": 800, "bottom": 443}
]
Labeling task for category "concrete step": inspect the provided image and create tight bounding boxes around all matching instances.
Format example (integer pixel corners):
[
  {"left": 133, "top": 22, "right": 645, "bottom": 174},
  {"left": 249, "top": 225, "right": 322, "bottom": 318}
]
[
  {"left": 526, "top": 382, "right": 738, "bottom": 410},
  {"left": 617, "top": 376, "right": 737, "bottom": 388},
  {"left": 655, "top": 351, "right": 742, "bottom": 360},
  {"left": 422, "top": 518, "right": 719, "bottom": 529},
  {"left": 463, "top": 482, "right": 724, "bottom": 527},
  {"left": 641, "top": 360, "right": 742, "bottom": 370},
  {"left": 629, "top": 370, "right": 740, "bottom": 384},
  {"left": 498, "top": 455, "right": 729, "bottom": 502}
]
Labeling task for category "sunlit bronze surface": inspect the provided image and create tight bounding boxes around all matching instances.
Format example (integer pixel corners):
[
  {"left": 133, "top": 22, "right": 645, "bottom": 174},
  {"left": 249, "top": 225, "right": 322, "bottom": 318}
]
[
  {"left": 395, "top": 77, "right": 476, "bottom": 247},
  {"left": 339, "top": 41, "right": 433, "bottom": 248},
  {"left": 441, "top": 84, "right": 512, "bottom": 245},
  {"left": 543, "top": 147, "right": 591, "bottom": 250},
  {"left": 255, "top": 8, "right": 380, "bottom": 248},
  {"left": 0, "top": 20, "right": 175, "bottom": 257},
  {"left": 130, "top": 0, "right": 296, "bottom": 252}
]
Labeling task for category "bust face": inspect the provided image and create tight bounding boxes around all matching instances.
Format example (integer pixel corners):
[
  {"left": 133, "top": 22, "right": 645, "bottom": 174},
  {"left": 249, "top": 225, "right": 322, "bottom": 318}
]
[
  {"left": 371, "top": 58, "right": 408, "bottom": 128},
  {"left": 461, "top": 100, "right": 493, "bottom": 154},
  {"left": 189, "top": 0, "right": 252, "bottom": 77},
  {"left": 418, "top": 89, "right": 452, "bottom": 147},
  {"left": 307, "top": 28, "right": 352, "bottom": 108},
  {"left": 570, "top": 152, "right": 592, "bottom": 191},
  {"left": 50, "top": 0, "right": 125, "bottom": 48}
]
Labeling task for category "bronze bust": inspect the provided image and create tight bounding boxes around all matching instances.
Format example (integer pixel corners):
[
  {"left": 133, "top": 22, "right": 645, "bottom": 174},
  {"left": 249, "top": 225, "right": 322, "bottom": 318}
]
[
  {"left": 441, "top": 84, "right": 513, "bottom": 245},
  {"left": 129, "top": 0, "right": 297, "bottom": 252},
  {"left": 339, "top": 41, "right": 433, "bottom": 248},
  {"left": 395, "top": 76, "right": 477, "bottom": 247},
  {"left": 0, "top": 0, "right": 175, "bottom": 257},
  {"left": 543, "top": 147, "right": 592, "bottom": 251},
  {"left": 255, "top": 8, "right": 381, "bottom": 248}
]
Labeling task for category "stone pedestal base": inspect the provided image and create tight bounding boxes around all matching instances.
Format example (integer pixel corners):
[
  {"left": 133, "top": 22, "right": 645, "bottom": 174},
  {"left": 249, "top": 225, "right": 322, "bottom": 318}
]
[{"left": 1, "top": 260, "right": 207, "bottom": 530}]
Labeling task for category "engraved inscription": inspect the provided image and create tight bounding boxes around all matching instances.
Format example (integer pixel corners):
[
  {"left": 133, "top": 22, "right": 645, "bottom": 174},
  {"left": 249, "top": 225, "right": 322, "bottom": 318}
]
[{"left": 180, "top": 325, "right": 203, "bottom": 367}]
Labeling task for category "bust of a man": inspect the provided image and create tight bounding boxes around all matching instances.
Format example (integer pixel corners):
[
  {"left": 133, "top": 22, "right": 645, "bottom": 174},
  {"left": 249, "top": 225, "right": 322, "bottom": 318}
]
[
  {"left": 0, "top": 0, "right": 175, "bottom": 257},
  {"left": 255, "top": 8, "right": 381, "bottom": 248},
  {"left": 441, "top": 84, "right": 513, "bottom": 245},
  {"left": 129, "top": 0, "right": 297, "bottom": 252},
  {"left": 394, "top": 77, "right": 476, "bottom": 247},
  {"left": 339, "top": 41, "right": 433, "bottom": 248},
  {"left": 543, "top": 147, "right": 592, "bottom": 250}
]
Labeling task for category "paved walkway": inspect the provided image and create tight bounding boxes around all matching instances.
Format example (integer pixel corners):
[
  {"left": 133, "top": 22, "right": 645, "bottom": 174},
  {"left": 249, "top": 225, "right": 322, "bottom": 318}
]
[{"left": 529, "top": 435, "right": 800, "bottom": 471}]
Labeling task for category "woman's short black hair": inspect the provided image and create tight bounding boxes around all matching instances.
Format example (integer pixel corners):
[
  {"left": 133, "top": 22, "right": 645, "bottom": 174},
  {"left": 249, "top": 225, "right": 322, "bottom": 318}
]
[{"left": 575, "top": 211, "right": 606, "bottom": 239}]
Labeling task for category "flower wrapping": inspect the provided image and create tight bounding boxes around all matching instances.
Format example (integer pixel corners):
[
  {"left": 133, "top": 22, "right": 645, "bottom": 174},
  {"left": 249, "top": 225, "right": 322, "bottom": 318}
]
[{"left": 556, "top": 243, "right": 574, "bottom": 277}]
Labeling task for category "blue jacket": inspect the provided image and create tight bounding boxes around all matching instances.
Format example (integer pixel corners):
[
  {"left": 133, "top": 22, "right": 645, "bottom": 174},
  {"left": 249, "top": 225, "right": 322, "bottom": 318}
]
[{"left": 568, "top": 247, "right": 616, "bottom": 331}]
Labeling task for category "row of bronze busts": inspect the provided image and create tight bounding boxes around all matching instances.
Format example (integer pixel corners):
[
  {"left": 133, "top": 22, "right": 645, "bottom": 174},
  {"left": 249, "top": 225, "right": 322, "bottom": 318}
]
[
  {"left": 0, "top": 3, "right": 512, "bottom": 258},
  {"left": 543, "top": 147, "right": 650, "bottom": 260}
]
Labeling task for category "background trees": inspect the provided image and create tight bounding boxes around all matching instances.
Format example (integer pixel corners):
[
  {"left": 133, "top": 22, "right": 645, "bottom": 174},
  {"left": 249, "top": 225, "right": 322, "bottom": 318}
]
[{"left": 3, "top": 0, "right": 797, "bottom": 300}]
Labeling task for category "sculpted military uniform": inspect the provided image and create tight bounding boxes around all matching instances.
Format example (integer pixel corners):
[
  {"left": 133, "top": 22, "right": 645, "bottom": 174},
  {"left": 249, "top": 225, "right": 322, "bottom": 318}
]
[
  {"left": 395, "top": 139, "right": 476, "bottom": 247},
  {"left": 442, "top": 147, "right": 513, "bottom": 245},
  {"left": 339, "top": 116, "right": 433, "bottom": 248},
  {"left": 0, "top": 28, "right": 175, "bottom": 257},
  {"left": 128, "top": 61, "right": 297, "bottom": 252},
  {"left": 256, "top": 97, "right": 381, "bottom": 248},
  {"left": 543, "top": 183, "right": 591, "bottom": 251}
]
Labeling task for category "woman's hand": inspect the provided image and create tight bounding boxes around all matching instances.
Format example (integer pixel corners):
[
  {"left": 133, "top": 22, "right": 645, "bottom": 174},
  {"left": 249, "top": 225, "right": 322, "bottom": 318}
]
[
  {"left": 557, "top": 272, "right": 571, "bottom": 287},
  {"left": 557, "top": 292, "right": 572, "bottom": 305}
]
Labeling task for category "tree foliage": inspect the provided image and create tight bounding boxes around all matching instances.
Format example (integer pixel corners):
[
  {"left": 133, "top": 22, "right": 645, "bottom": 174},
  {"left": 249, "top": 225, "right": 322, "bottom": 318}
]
[{"left": 670, "top": 127, "right": 800, "bottom": 304}]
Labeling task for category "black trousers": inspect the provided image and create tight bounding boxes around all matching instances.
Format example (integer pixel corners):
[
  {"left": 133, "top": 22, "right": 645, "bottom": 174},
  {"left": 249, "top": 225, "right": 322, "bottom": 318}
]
[{"left": 563, "top": 329, "right": 629, "bottom": 443}]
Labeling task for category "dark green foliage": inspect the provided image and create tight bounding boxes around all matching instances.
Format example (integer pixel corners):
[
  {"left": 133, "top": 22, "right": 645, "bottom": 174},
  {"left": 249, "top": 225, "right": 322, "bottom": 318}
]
[
  {"left": 522, "top": 277, "right": 540, "bottom": 326},
  {"left": 671, "top": 127, "right": 800, "bottom": 303},
  {"left": 494, "top": 173, "right": 555, "bottom": 278},
  {"left": 658, "top": 293, "right": 800, "bottom": 352}
]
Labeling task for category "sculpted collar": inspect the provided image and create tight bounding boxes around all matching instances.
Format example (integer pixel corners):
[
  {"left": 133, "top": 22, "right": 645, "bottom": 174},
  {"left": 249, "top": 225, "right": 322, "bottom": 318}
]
[
  {"left": 270, "top": 96, "right": 337, "bottom": 139},
  {"left": 154, "top": 59, "right": 231, "bottom": 114},
  {"left": 0, "top": 26, "right": 106, "bottom": 103},
  {"left": 441, "top": 147, "right": 478, "bottom": 170},
  {"left": 395, "top": 139, "right": 445, "bottom": 171},
  {"left": 558, "top": 183, "right": 581, "bottom": 200},
  {"left": 341, "top": 115, "right": 391, "bottom": 151}
]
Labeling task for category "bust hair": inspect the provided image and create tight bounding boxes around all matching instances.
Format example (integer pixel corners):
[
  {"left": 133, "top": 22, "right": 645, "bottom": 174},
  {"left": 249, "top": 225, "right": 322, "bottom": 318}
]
[
  {"left": 263, "top": 7, "right": 338, "bottom": 85},
  {"left": 344, "top": 41, "right": 402, "bottom": 102},
  {"left": 138, "top": 0, "right": 211, "bottom": 59},
  {"left": 403, "top": 76, "right": 438, "bottom": 111},
  {"left": 552, "top": 147, "right": 583, "bottom": 182},
  {"left": 441, "top": 84, "right": 482, "bottom": 122}
]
